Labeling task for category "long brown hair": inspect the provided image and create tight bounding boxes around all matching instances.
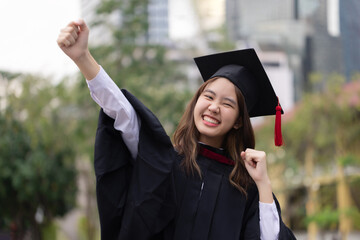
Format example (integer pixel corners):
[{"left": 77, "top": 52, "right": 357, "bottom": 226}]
[{"left": 172, "top": 78, "right": 255, "bottom": 195}]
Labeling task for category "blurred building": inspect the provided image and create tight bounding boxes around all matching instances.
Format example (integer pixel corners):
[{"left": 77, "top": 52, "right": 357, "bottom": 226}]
[
  {"left": 339, "top": 0, "right": 360, "bottom": 80},
  {"left": 147, "top": 0, "right": 170, "bottom": 45},
  {"left": 302, "top": 0, "right": 360, "bottom": 83},
  {"left": 81, "top": 0, "right": 170, "bottom": 45},
  {"left": 226, "top": 0, "right": 295, "bottom": 41},
  {"left": 303, "top": 0, "right": 343, "bottom": 86},
  {"left": 259, "top": 51, "right": 294, "bottom": 112},
  {"left": 195, "top": 0, "right": 225, "bottom": 31},
  {"left": 225, "top": 0, "right": 360, "bottom": 95},
  {"left": 225, "top": 0, "right": 305, "bottom": 103}
]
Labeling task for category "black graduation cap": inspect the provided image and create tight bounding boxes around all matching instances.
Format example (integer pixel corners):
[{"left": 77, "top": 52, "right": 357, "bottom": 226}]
[{"left": 194, "top": 48, "right": 283, "bottom": 146}]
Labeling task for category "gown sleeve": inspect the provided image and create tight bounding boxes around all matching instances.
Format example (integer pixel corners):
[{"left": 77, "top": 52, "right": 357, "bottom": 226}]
[
  {"left": 94, "top": 92, "right": 177, "bottom": 240},
  {"left": 94, "top": 108, "right": 133, "bottom": 239},
  {"left": 274, "top": 196, "right": 297, "bottom": 240},
  {"left": 88, "top": 66, "right": 176, "bottom": 239}
]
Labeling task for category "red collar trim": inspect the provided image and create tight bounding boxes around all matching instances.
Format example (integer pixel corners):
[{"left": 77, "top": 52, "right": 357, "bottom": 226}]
[{"left": 199, "top": 147, "right": 235, "bottom": 166}]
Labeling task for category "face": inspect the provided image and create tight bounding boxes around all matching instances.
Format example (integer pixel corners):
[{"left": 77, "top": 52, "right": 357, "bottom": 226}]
[{"left": 193, "top": 77, "right": 240, "bottom": 148}]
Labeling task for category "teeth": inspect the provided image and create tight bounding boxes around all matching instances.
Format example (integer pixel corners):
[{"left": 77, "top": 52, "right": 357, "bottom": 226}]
[{"left": 203, "top": 116, "right": 220, "bottom": 124}]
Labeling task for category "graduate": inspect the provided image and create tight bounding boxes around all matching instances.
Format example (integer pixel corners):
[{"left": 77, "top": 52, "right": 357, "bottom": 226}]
[{"left": 57, "top": 20, "right": 296, "bottom": 240}]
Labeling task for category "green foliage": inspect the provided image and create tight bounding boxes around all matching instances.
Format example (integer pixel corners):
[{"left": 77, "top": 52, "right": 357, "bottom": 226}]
[
  {"left": 63, "top": 75, "right": 99, "bottom": 157},
  {"left": 305, "top": 206, "right": 339, "bottom": 229},
  {"left": 306, "top": 205, "right": 360, "bottom": 230},
  {"left": 304, "top": 185, "right": 338, "bottom": 230},
  {"left": 345, "top": 206, "right": 360, "bottom": 229},
  {"left": 279, "top": 77, "right": 359, "bottom": 167},
  {"left": 77, "top": 215, "right": 100, "bottom": 240},
  {"left": 338, "top": 154, "right": 360, "bottom": 167},
  {"left": 77, "top": 216, "right": 88, "bottom": 240},
  {"left": 41, "top": 222, "right": 57, "bottom": 240},
  {"left": 0, "top": 74, "right": 77, "bottom": 238}
]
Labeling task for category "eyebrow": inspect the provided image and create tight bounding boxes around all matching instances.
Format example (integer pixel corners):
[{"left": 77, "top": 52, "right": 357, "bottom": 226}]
[{"left": 203, "top": 89, "right": 237, "bottom": 106}]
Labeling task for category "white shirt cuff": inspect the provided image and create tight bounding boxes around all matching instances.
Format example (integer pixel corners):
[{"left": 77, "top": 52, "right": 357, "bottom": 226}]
[{"left": 259, "top": 201, "right": 280, "bottom": 240}]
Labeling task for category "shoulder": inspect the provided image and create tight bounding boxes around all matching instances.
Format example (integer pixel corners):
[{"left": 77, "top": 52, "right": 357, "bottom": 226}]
[{"left": 121, "top": 89, "right": 173, "bottom": 149}]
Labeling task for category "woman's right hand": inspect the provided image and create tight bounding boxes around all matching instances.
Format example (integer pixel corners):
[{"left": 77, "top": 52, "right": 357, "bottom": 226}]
[
  {"left": 57, "top": 19, "right": 100, "bottom": 80},
  {"left": 57, "top": 19, "right": 89, "bottom": 62}
]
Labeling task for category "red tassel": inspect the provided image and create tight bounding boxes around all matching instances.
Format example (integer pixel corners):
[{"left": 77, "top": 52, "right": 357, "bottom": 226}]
[{"left": 275, "top": 99, "right": 283, "bottom": 146}]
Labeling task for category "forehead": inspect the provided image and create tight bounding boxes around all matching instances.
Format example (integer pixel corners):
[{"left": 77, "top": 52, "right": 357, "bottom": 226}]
[{"left": 204, "top": 77, "right": 237, "bottom": 95}]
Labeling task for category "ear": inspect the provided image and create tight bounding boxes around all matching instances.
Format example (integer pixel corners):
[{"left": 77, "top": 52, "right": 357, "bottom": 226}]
[{"left": 233, "top": 118, "right": 242, "bottom": 129}]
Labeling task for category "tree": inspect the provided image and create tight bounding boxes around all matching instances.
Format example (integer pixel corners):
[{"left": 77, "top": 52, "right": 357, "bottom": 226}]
[{"left": 0, "top": 73, "right": 77, "bottom": 239}]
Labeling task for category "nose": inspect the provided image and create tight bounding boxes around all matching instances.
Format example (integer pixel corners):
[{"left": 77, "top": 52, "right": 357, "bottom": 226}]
[{"left": 208, "top": 102, "right": 219, "bottom": 113}]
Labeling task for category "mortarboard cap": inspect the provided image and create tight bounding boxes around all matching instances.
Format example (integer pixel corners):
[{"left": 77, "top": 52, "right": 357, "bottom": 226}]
[{"left": 194, "top": 48, "right": 283, "bottom": 146}]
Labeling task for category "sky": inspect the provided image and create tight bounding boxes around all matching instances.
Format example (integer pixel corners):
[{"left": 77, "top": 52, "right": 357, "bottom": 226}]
[
  {"left": 0, "top": 0, "right": 200, "bottom": 82},
  {"left": 0, "top": 0, "right": 81, "bottom": 81}
]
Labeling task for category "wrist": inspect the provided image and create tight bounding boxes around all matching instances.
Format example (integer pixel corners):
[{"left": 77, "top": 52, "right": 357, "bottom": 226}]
[
  {"left": 74, "top": 50, "right": 100, "bottom": 80},
  {"left": 256, "top": 178, "right": 274, "bottom": 203},
  {"left": 73, "top": 49, "right": 91, "bottom": 64}
]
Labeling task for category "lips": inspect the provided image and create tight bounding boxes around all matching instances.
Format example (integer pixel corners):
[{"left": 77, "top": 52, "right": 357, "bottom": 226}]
[{"left": 203, "top": 115, "right": 220, "bottom": 125}]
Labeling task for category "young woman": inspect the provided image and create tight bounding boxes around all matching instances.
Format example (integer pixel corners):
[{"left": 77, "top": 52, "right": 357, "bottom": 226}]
[{"left": 57, "top": 20, "right": 296, "bottom": 240}]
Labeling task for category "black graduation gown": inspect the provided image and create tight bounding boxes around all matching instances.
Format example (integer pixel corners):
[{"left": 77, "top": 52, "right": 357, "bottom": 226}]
[{"left": 94, "top": 89, "right": 296, "bottom": 240}]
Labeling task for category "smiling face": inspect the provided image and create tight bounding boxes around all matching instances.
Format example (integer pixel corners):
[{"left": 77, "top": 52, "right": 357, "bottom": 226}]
[{"left": 193, "top": 77, "right": 241, "bottom": 148}]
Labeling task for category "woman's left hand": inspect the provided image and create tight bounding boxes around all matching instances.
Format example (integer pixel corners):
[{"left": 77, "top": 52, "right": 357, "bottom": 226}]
[{"left": 241, "top": 148, "right": 273, "bottom": 203}]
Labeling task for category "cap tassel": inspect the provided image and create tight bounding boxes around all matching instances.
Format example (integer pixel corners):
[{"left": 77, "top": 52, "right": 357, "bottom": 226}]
[{"left": 275, "top": 98, "right": 283, "bottom": 146}]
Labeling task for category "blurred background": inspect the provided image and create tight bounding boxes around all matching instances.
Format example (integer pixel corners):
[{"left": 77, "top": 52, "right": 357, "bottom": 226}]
[{"left": 0, "top": 0, "right": 359, "bottom": 239}]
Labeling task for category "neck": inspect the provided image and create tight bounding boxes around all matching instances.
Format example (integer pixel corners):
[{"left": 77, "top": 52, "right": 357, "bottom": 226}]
[{"left": 198, "top": 136, "right": 224, "bottom": 149}]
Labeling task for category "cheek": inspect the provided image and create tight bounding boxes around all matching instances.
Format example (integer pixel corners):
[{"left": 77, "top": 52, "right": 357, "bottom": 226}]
[
  {"left": 225, "top": 109, "right": 240, "bottom": 124},
  {"left": 193, "top": 100, "right": 204, "bottom": 116}
]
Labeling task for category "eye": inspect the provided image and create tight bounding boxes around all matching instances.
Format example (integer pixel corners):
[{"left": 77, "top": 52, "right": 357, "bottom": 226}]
[
  {"left": 223, "top": 103, "right": 233, "bottom": 108},
  {"left": 204, "top": 94, "right": 213, "bottom": 100}
]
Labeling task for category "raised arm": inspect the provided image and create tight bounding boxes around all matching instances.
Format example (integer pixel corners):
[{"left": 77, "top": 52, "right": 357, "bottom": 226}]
[
  {"left": 57, "top": 19, "right": 100, "bottom": 80},
  {"left": 57, "top": 20, "right": 140, "bottom": 159}
]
